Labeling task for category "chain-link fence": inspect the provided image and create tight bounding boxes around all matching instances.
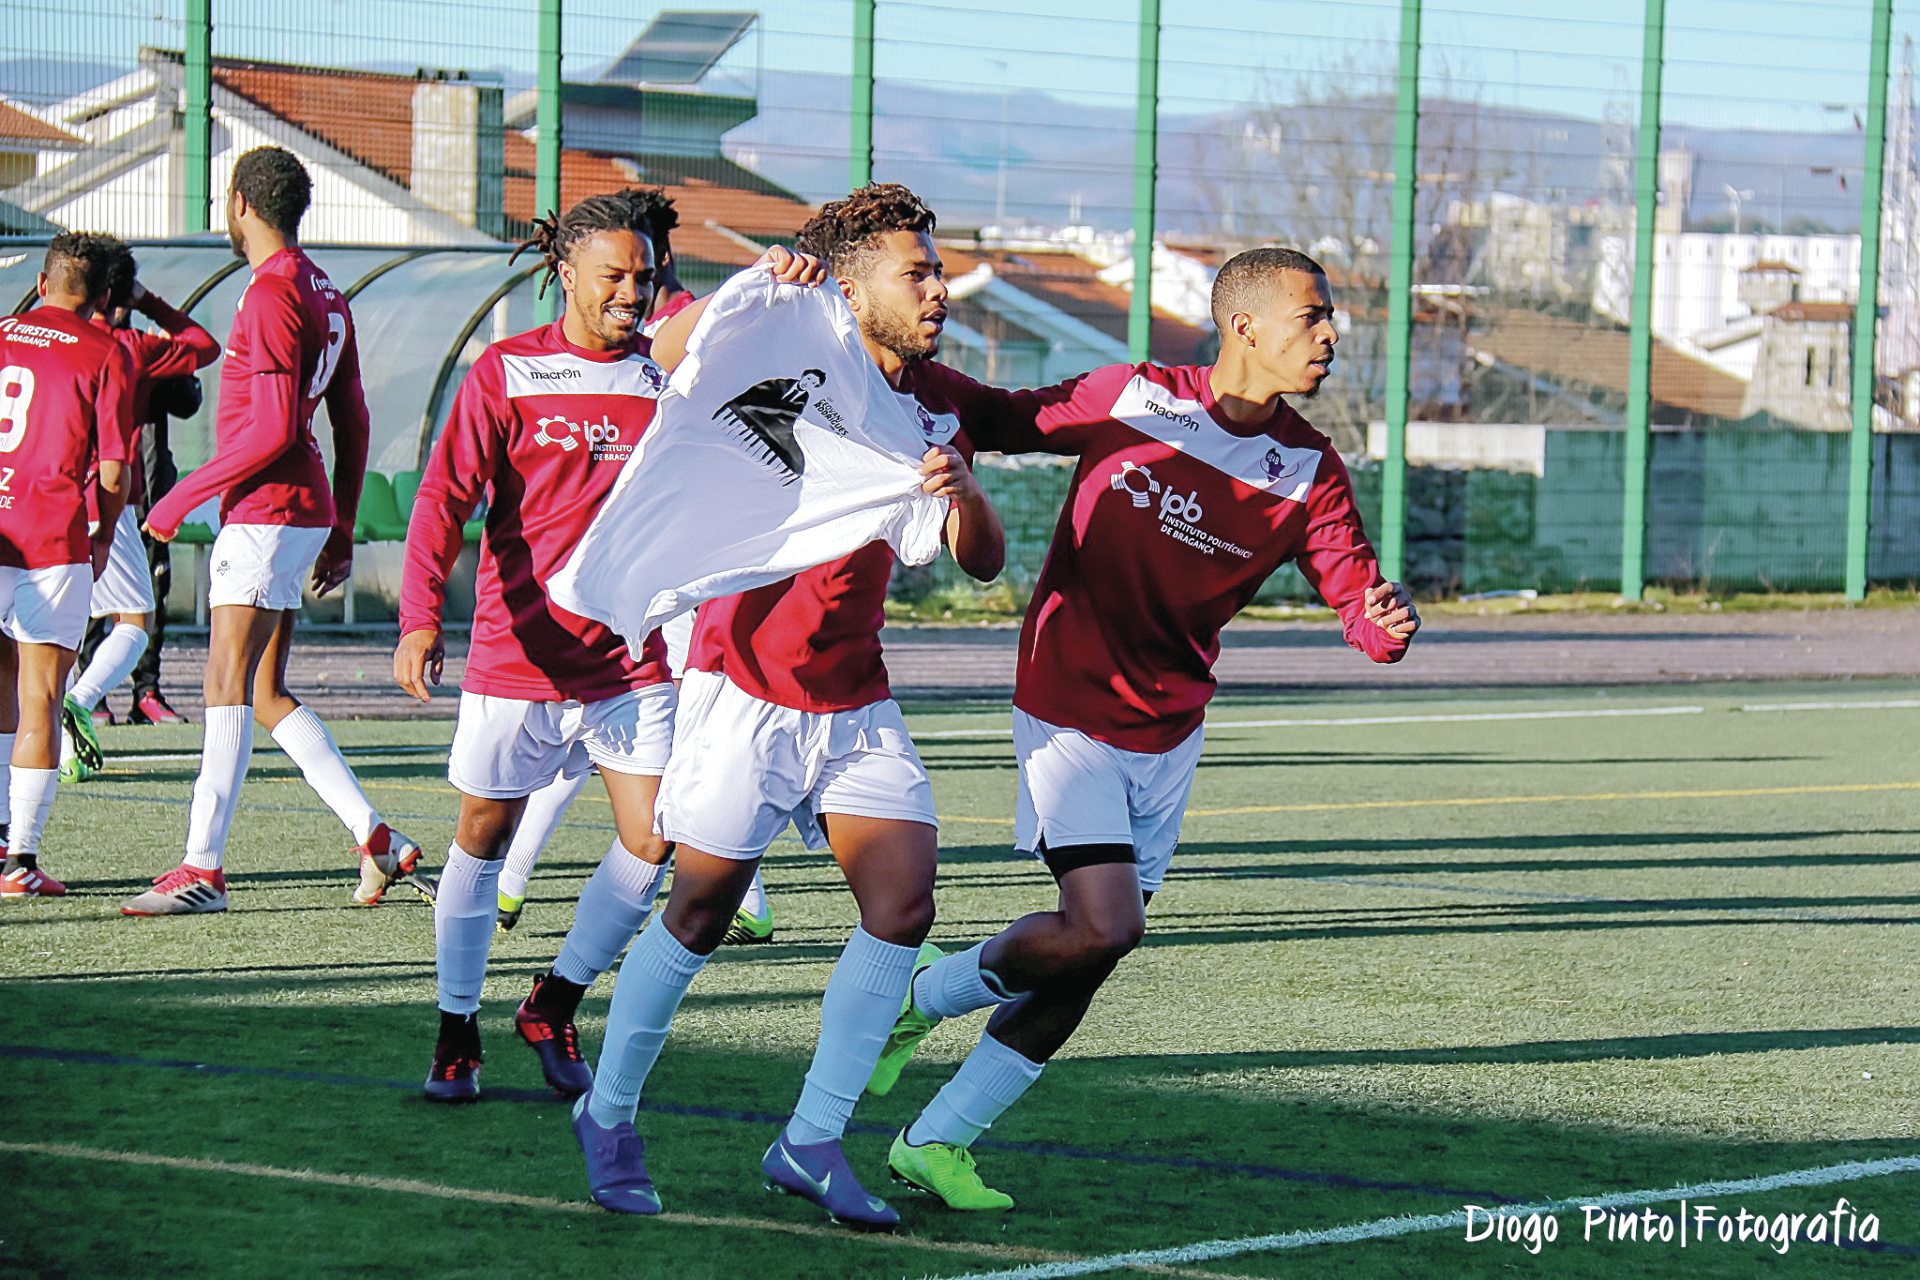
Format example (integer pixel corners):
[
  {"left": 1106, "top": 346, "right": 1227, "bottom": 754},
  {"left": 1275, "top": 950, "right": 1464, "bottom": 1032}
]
[{"left": 4, "top": 0, "right": 1916, "bottom": 623}]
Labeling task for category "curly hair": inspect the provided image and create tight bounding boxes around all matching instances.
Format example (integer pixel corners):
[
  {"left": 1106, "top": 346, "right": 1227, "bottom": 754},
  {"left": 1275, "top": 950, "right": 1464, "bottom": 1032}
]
[
  {"left": 511, "top": 187, "right": 676, "bottom": 299},
  {"left": 43, "top": 231, "right": 124, "bottom": 302},
  {"left": 794, "top": 183, "right": 937, "bottom": 280},
  {"left": 105, "top": 239, "right": 138, "bottom": 310},
  {"left": 231, "top": 146, "right": 312, "bottom": 236},
  {"left": 1210, "top": 246, "right": 1327, "bottom": 330}
]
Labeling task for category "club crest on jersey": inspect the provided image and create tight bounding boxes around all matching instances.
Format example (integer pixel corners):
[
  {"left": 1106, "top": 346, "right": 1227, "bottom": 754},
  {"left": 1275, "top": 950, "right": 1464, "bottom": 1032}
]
[
  {"left": 534, "top": 413, "right": 630, "bottom": 460},
  {"left": 1108, "top": 460, "right": 1161, "bottom": 508},
  {"left": 714, "top": 369, "right": 823, "bottom": 484},
  {"left": 1108, "top": 459, "right": 1251, "bottom": 560}
]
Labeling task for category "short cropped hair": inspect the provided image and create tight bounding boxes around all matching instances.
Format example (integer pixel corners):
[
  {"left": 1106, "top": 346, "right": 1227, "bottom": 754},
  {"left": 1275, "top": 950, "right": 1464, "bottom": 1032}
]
[
  {"left": 1210, "top": 246, "right": 1327, "bottom": 330},
  {"left": 43, "top": 231, "right": 121, "bottom": 301},
  {"left": 231, "top": 146, "right": 312, "bottom": 235},
  {"left": 795, "top": 183, "right": 937, "bottom": 280}
]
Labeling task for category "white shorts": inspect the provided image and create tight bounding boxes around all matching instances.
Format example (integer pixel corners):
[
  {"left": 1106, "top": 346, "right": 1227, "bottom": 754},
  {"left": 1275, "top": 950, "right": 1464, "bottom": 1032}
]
[
  {"left": 207, "top": 523, "right": 330, "bottom": 611},
  {"left": 1012, "top": 708, "right": 1205, "bottom": 892},
  {"left": 657, "top": 669, "right": 937, "bottom": 860},
  {"left": 0, "top": 563, "right": 92, "bottom": 649},
  {"left": 447, "top": 684, "right": 678, "bottom": 800},
  {"left": 89, "top": 508, "right": 155, "bottom": 616},
  {"left": 661, "top": 611, "right": 694, "bottom": 679}
]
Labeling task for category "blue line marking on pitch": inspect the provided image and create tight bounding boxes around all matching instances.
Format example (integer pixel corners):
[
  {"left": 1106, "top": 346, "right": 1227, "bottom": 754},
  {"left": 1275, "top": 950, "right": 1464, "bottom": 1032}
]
[{"left": 0, "top": 1043, "right": 1514, "bottom": 1204}]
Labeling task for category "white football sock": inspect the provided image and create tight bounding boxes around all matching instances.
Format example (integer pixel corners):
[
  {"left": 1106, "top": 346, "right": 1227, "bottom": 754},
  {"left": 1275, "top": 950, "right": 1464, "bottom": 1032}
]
[
  {"left": 738, "top": 866, "right": 768, "bottom": 917},
  {"left": 913, "top": 940, "right": 1020, "bottom": 1019},
  {"left": 271, "top": 705, "right": 379, "bottom": 844},
  {"left": 589, "top": 922, "right": 708, "bottom": 1129},
  {"left": 785, "top": 927, "right": 919, "bottom": 1146},
  {"left": 7, "top": 767, "right": 57, "bottom": 857},
  {"left": 497, "top": 768, "right": 590, "bottom": 901},
  {"left": 69, "top": 623, "right": 148, "bottom": 710},
  {"left": 184, "top": 705, "right": 253, "bottom": 871},
  {"left": 552, "top": 839, "right": 667, "bottom": 985},
  {"left": 906, "top": 1033, "right": 1045, "bottom": 1149},
  {"left": 434, "top": 845, "right": 501, "bottom": 1015}
]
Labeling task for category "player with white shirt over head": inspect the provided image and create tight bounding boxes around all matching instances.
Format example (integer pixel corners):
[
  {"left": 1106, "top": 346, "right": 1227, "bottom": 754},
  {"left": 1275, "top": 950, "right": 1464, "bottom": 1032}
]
[
  {"left": 865, "top": 246, "right": 1421, "bottom": 1212},
  {"left": 0, "top": 233, "right": 134, "bottom": 897},
  {"left": 125, "top": 146, "right": 419, "bottom": 915},
  {"left": 569, "top": 184, "right": 1005, "bottom": 1229}
]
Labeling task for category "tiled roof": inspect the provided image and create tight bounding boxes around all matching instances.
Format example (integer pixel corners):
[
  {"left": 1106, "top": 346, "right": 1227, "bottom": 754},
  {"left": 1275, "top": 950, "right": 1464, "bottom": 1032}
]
[
  {"left": 1768, "top": 301, "right": 1854, "bottom": 323},
  {"left": 213, "top": 58, "right": 424, "bottom": 187},
  {"left": 948, "top": 246, "right": 1210, "bottom": 363},
  {"left": 499, "top": 134, "right": 814, "bottom": 268},
  {"left": 0, "top": 101, "right": 83, "bottom": 148},
  {"left": 1472, "top": 310, "right": 1752, "bottom": 421}
]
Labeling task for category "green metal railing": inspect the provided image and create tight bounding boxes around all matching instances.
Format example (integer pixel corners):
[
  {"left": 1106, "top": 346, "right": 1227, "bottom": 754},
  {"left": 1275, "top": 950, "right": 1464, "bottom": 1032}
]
[{"left": 116, "top": 0, "right": 1920, "bottom": 601}]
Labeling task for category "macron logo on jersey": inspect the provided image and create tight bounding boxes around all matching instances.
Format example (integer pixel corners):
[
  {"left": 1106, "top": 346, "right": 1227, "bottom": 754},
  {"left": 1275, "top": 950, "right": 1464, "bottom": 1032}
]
[
  {"left": 1109, "top": 374, "right": 1320, "bottom": 503},
  {"left": 499, "top": 351, "right": 668, "bottom": 401}
]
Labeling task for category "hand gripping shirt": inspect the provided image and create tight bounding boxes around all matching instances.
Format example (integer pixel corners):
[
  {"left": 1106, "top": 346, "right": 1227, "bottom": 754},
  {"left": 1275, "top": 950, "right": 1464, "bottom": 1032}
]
[
  {"left": 0, "top": 306, "right": 133, "bottom": 569},
  {"left": 547, "top": 269, "right": 948, "bottom": 675},
  {"left": 399, "top": 321, "right": 671, "bottom": 703},
  {"left": 968, "top": 362, "right": 1408, "bottom": 754},
  {"left": 146, "top": 248, "right": 370, "bottom": 538}
]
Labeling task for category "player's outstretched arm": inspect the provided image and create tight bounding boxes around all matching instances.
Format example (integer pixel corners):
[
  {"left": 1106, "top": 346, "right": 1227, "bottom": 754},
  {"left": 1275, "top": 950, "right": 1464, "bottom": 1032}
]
[
  {"left": 921, "top": 444, "right": 1005, "bottom": 582},
  {"left": 648, "top": 245, "right": 827, "bottom": 372}
]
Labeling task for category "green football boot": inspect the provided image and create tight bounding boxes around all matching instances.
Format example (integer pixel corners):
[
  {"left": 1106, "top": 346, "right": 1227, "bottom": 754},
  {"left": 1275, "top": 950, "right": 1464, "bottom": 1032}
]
[
  {"left": 865, "top": 941, "right": 943, "bottom": 1097},
  {"left": 721, "top": 895, "right": 774, "bottom": 945},
  {"left": 888, "top": 1130, "right": 1013, "bottom": 1211},
  {"left": 60, "top": 694, "right": 102, "bottom": 781},
  {"left": 496, "top": 890, "right": 526, "bottom": 932}
]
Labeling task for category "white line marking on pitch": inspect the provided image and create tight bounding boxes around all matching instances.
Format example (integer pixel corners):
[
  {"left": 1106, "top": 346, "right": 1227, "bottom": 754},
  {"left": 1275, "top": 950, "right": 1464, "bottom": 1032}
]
[
  {"left": 105, "top": 744, "right": 448, "bottom": 765},
  {"left": 940, "top": 1154, "right": 1920, "bottom": 1280},
  {"left": 0, "top": 1139, "right": 1256, "bottom": 1279},
  {"left": 1741, "top": 699, "right": 1920, "bottom": 713},
  {"left": 916, "top": 705, "right": 1707, "bottom": 738}
]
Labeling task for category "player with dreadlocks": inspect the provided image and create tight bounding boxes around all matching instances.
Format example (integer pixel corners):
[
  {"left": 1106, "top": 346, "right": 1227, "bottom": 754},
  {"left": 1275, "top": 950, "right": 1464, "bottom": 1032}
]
[
  {"left": 395, "top": 189, "right": 817, "bottom": 1101},
  {"left": 567, "top": 184, "right": 1005, "bottom": 1228},
  {"left": 485, "top": 189, "right": 777, "bottom": 948},
  {"left": 131, "top": 147, "right": 418, "bottom": 915}
]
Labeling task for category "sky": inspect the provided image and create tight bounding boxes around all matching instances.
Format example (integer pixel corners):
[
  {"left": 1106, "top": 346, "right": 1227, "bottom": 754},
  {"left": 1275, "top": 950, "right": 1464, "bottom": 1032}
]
[{"left": 7, "top": 0, "right": 1904, "bottom": 134}]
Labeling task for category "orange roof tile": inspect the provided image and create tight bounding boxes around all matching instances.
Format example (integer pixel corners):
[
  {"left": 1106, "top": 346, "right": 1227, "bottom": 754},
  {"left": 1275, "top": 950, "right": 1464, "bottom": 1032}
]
[
  {"left": 212, "top": 59, "right": 422, "bottom": 187},
  {"left": 1768, "top": 301, "right": 1854, "bottom": 323},
  {"left": 0, "top": 101, "right": 82, "bottom": 148},
  {"left": 1473, "top": 310, "right": 1752, "bottom": 421}
]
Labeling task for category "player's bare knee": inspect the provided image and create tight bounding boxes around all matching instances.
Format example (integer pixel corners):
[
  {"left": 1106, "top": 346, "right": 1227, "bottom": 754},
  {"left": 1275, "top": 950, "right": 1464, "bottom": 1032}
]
[
  {"left": 620, "top": 833, "right": 672, "bottom": 866},
  {"left": 862, "top": 891, "right": 935, "bottom": 947}
]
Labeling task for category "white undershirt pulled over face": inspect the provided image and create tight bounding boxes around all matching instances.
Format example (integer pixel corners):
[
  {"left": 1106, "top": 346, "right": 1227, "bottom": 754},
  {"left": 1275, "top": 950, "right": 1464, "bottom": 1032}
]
[{"left": 549, "top": 269, "right": 948, "bottom": 658}]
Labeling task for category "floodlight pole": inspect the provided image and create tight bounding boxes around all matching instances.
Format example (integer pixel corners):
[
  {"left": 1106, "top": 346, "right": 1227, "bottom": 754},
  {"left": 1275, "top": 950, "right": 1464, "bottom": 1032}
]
[
  {"left": 536, "top": 0, "right": 563, "bottom": 324},
  {"left": 183, "top": 0, "right": 212, "bottom": 233},
  {"left": 1621, "top": 0, "right": 1666, "bottom": 600},
  {"left": 1128, "top": 0, "right": 1160, "bottom": 362},
  {"left": 851, "top": 0, "right": 875, "bottom": 188},
  {"left": 1380, "top": 0, "right": 1421, "bottom": 583},
  {"left": 1846, "top": 0, "right": 1893, "bottom": 601}
]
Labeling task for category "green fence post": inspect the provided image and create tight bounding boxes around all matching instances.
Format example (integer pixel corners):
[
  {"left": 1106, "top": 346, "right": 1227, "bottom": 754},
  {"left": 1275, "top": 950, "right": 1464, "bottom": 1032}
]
[
  {"left": 851, "top": 0, "right": 875, "bottom": 189},
  {"left": 1621, "top": 0, "right": 1666, "bottom": 600},
  {"left": 1847, "top": 0, "right": 1893, "bottom": 601},
  {"left": 1128, "top": 0, "right": 1160, "bottom": 363},
  {"left": 535, "top": 0, "right": 563, "bottom": 324},
  {"left": 183, "top": 0, "right": 212, "bottom": 233},
  {"left": 1380, "top": 0, "right": 1420, "bottom": 584}
]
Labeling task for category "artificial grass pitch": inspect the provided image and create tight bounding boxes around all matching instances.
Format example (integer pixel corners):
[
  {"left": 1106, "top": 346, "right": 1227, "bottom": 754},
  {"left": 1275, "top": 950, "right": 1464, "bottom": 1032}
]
[{"left": 2, "top": 684, "right": 1917, "bottom": 1278}]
